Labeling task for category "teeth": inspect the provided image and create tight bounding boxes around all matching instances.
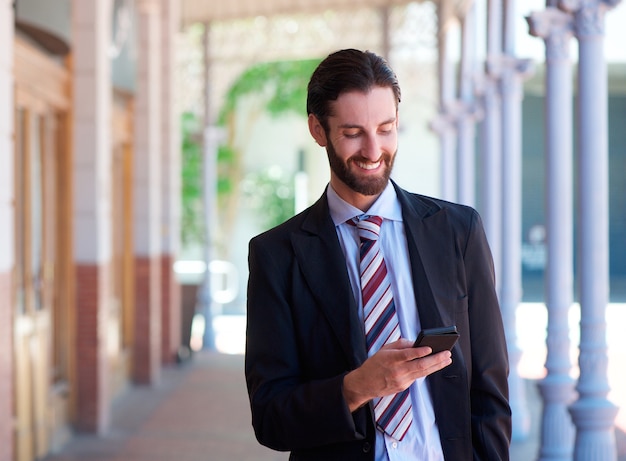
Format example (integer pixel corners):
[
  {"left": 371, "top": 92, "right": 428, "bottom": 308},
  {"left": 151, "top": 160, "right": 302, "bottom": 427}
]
[{"left": 356, "top": 161, "right": 381, "bottom": 170}]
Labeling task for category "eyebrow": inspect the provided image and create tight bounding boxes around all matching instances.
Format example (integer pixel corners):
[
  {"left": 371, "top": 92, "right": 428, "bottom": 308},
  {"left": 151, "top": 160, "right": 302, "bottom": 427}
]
[{"left": 338, "top": 117, "right": 397, "bottom": 129}]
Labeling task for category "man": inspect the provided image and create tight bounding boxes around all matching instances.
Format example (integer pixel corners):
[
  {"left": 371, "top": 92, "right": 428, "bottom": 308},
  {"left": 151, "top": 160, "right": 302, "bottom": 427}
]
[{"left": 245, "top": 49, "right": 511, "bottom": 460}]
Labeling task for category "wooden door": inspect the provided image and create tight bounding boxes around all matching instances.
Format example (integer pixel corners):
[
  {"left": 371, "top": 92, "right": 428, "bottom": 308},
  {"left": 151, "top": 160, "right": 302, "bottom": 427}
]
[
  {"left": 110, "top": 90, "right": 135, "bottom": 395},
  {"left": 13, "top": 37, "right": 71, "bottom": 461}
]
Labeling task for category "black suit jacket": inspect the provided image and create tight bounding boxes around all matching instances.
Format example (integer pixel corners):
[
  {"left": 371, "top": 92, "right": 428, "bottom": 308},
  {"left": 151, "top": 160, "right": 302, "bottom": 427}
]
[{"left": 245, "top": 182, "right": 511, "bottom": 460}]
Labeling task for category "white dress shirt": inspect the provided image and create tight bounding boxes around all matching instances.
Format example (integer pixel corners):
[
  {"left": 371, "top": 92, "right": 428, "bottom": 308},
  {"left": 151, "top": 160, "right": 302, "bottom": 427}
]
[{"left": 327, "top": 182, "right": 445, "bottom": 461}]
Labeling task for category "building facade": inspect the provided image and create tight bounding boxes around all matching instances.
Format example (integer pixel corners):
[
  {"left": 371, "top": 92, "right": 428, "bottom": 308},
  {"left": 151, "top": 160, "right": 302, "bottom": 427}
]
[{"left": 1, "top": 1, "right": 182, "bottom": 460}]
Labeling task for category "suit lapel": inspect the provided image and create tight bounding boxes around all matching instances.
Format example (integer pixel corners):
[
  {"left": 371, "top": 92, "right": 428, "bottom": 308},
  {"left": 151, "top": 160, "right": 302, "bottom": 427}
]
[
  {"left": 395, "top": 184, "right": 457, "bottom": 329},
  {"left": 290, "top": 194, "right": 367, "bottom": 368}
]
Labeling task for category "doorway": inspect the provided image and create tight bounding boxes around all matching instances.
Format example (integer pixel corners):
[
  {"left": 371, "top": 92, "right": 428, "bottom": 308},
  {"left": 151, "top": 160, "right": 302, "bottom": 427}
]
[{"left": 13, "top": 37, "right": 72, "bottom": 461}]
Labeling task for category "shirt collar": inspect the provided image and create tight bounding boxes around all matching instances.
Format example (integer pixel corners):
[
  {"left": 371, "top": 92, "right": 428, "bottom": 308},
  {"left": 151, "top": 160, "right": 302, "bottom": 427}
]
[{"left": 327, "top": 181, "right": 403, "bottom": 226}]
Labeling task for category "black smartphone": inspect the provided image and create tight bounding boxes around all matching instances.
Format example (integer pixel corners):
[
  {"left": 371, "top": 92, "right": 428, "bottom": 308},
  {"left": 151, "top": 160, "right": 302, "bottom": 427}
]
[{"left": 412, "top": 325, "right": 459, "bottom": 354}]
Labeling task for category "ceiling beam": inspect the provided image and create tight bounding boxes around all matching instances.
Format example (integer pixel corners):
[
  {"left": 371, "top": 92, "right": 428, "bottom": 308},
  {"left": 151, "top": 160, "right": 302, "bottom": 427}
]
[{"left": 180, "top": 0, "right": 421, "bottom": 26}]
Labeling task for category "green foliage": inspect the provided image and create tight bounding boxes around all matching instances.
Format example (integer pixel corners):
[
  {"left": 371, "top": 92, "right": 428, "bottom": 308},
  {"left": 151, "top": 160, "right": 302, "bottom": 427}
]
[
  {"left": 218, "top": 58, "right": 321, "bottom": 124},
  {"left": 216, "top": 144, "right": 235, "bottom": 199},
  {"left": 217, "top": 58, "right": 321, "bottom": 231},
  {"left": 241, "top": 167, "right": 295, "bottom": 232},
  {"left": 180, "top": 111, "right": 205, "bottom": 246},
  {"left": 181, "top": 57, "right": 322, "bottom": 247}
]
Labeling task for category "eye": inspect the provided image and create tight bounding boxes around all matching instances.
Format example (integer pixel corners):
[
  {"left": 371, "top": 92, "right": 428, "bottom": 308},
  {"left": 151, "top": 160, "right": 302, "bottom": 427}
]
[
  {"left": 343, "top": 129, "right": 361, "bottom": 138},
  {"left": 379, "top": 123, "right": 394, "bottom": 134}
]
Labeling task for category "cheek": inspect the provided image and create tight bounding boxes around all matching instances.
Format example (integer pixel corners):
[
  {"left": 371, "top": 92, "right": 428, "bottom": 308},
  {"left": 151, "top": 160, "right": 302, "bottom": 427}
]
[
  {"left": 333, "top": 139, "right": 359, "bottom": 158},
  {"left": 381, "top": 137, "right": 398, "bottom": 154}
]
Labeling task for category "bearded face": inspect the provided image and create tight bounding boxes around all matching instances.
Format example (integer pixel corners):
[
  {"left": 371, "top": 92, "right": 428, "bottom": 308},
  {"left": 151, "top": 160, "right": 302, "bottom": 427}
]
[
  {"left": 308, "top": 86, "right": 399, "bottom": 210},
  {"left": 326, "top": 138, "right": 396, "bottom": 197}
]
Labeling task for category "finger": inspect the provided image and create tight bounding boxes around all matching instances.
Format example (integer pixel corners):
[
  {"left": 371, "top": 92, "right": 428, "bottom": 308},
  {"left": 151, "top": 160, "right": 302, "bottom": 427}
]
[
  {"left": 381, "top": 338, "right": 415, "bottom": 350},
  {"left": 415, "top": 351, "right": 453, "bottom": 375},
  {"left": 411, "top": 346, "right": 433, "bottom": 359},
  {"left": 395, "top": 345, "right": 433, "bottom": 362}
]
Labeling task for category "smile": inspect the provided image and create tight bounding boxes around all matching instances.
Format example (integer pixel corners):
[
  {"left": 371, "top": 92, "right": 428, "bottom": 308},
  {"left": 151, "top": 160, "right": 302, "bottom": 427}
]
[{"left": 355, "top": 160, "right": 382, "bottom": 170}]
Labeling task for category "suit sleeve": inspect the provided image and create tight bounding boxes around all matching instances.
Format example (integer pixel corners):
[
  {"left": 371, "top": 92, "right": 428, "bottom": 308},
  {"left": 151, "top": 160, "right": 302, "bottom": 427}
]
[
  {"left": 244, "top": 235, "right": 367, "bottom": 452},
  {"left": 464, "top": 210, "right": 512, "bottom": 460}
]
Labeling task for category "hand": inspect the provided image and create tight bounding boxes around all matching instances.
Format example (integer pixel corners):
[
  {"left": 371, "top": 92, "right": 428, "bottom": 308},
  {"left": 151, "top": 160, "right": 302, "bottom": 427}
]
[{"left": 342, "top": 338, "right": 452, "bottom": 412}]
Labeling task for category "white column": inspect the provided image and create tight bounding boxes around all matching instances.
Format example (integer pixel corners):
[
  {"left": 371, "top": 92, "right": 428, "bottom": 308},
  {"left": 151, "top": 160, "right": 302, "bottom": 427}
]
[
  {"left": 500, "top": 0, "right": 534, "bottom": 442},
  {"left": 133, "top": 0, "right": 163, "bottom": 382},
  {"left": 430, "top": 114, "right": 456, "bottom": 202},
  {"left": 160, "top": 0, "right": 180, "bottom": 260},
  {"left": 159, "top": 0, "right": 182, "bottom": 364},
  {"left": 434, "top": 1, "right": 457, "bottom": 202},
  {"left": 0, "top": 0, "right": 14, "bottom": 275},
  {"left": 527, "top": 5, "right": 577, "bottom": 460},
  {"left": 560, "top": 0, "right": 622, "bottom": 459},
  {"left": 72, "top": 0, "right": 113, "bottom": 432},
  {"left": 135, "top": 0, "right": 162, "bottom": 260},
  {"left": 0, "top": 1, "right": 15, "bottom": 459},
  {"left": 456, "top": 1, "right": 478, "bottom": 207},
  {"left": 73, "top": 0, "right": 113, "bottom": 264},
  {"left": 479, "top": 0, "right": 503, "bottom": 284}
]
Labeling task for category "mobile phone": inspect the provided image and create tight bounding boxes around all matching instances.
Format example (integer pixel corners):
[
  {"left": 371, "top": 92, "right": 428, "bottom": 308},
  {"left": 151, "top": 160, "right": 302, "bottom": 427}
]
[{"left": 412, "top": 325, "right": 459, "bottom": 354}]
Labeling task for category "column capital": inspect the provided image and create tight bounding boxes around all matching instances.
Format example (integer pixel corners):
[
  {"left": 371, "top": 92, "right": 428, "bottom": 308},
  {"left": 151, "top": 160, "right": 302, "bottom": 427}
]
[
  {"left": 528, "top": 8, "right": 575, "bottom": 61},
  {"left": 559, "top": 0, "right": 623, "bottom": 37},
  {"left": 484, "top": 53, "right": 503, "bottom": 78},
  {"left": 428, "top": 109, "right": 456, "bottom": 135},
  {"left": 453, "top": 99, "right": 482, "bottom": 123},
  {"left": 500, "top": 55, "right": 535, "bottom": 77},
  {"left": 499, "top": 56, "right": 535, "bottom": 96},
  {"left": 484, "top": 54, "right": 535, "bottom": 82},
  {"left": 431, "top": 100, "right": 483, "bottom": 130},
  {"left": 527, "top": 7, "right": 574, "bottom": 40}
]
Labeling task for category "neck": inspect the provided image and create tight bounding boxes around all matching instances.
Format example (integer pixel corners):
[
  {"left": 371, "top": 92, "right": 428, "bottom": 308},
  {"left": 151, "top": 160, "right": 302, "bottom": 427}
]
[{"left": 329, "top": 178, "right": 384, "bottom": 212}]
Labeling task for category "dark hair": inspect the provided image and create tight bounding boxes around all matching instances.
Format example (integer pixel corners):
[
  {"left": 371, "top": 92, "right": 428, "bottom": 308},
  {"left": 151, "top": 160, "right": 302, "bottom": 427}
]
[{"left": 306, "top": 49, "right": 401, "bottom": 131}]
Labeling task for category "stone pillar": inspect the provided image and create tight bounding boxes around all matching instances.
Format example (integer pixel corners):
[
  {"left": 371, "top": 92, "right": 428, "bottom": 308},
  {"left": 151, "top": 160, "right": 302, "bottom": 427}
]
[
  {"left": 479, "top": 0, "right": 503, "bottom": 284},
  {"left": 159, "top": 0, "right": 181, "bottom": 365},
  {"left": 560, "top": 0, "right": 622, "bottom": 459},
  {"left": 429, "top": 112, "right": 456, "bottom": 202},
  {"left": 0, "top": 1, "right": 15, "bottom": 458},
  {"left": 433, "top": 0, "right": 457, "bottom": 202},
  {"left": 500, "top": 0, "right": 534, "bottom": 442},
  {"left": 72, "top": 0, "right": 113, "bottom": 433},
  {"left": 527, "top": 5, "right": 577, "bottom": 460},
  {"left": 456, "top": 1, "right": 478, "bottom": 207},
  {"left": 133, "top": 0, "right": 163, "bottom": 384}
]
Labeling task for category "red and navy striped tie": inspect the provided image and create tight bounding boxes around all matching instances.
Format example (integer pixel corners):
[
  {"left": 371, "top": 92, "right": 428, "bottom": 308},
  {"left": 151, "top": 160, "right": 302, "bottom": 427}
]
[{"left": 354, "top": 215, "right": 412, "bottom": 441}]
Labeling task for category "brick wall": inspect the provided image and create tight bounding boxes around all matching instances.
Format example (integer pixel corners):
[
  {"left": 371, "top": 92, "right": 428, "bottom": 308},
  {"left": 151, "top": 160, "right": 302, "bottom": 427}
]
[
  {"left": 0, "top": 271, "right": 13, "bottom": 461},
  {"left": 160, "top": 254, "right": 181, "bottom": 364},
  {"left": 133, "top": 256, "right": 161, "bottom": 384},
  {"left": 75, "top": 263, "right": 110, "bottom": 433}
]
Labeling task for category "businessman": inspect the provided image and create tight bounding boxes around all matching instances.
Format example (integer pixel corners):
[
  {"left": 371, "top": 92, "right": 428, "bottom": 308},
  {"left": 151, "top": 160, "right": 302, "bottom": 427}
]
[{"left": 245, "top": 48, "right": 511, "bottom": 460}]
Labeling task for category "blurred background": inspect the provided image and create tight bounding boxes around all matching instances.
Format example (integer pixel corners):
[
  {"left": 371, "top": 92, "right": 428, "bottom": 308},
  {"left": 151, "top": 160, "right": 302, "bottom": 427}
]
[{"left": 1, "top": 1, "right": 625, "bottom": 460}]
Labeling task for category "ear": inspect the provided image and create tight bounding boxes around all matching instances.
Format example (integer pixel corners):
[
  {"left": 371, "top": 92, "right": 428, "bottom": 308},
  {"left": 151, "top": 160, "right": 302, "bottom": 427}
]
[{"left": 308, "top": 114, "right": 328, "bottom": 147}]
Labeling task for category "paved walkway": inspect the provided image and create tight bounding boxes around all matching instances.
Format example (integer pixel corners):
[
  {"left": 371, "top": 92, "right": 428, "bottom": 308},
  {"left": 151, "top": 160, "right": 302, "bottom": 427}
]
[
  {"left": 42, "top": 349, "right": 622, "bottom": 461},
  {"left": 44, "top": 352, "right": 284, "bottom": 461}
]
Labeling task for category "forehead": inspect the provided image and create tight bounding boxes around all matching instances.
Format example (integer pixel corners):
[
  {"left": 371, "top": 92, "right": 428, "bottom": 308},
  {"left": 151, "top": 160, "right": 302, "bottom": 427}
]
[{"left": 328, "top": 86, "right": 397, "bottom": 125}]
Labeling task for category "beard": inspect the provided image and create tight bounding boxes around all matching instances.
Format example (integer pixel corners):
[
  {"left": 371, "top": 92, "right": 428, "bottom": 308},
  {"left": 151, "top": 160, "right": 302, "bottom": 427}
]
[{"left": 326, "top": 139, "right": 395, "bottom": 196}]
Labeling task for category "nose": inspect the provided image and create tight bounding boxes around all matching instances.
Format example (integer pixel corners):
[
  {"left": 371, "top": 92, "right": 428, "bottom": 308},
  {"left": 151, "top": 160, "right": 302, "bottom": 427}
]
[{"left": 361, "top": 133, "right": 381, "bottom": 161}]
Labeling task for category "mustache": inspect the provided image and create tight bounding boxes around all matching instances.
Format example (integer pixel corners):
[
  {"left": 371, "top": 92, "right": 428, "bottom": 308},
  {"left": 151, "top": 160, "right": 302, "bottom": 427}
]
[{"left": 347, "top": 153, "right": 393, "bottom": 165}]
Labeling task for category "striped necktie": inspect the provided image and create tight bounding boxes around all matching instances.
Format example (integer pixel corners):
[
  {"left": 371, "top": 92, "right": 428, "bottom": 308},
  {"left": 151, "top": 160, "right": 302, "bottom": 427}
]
[{"left": 354, "top": 215, "right": 413, "bottom": 441}]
